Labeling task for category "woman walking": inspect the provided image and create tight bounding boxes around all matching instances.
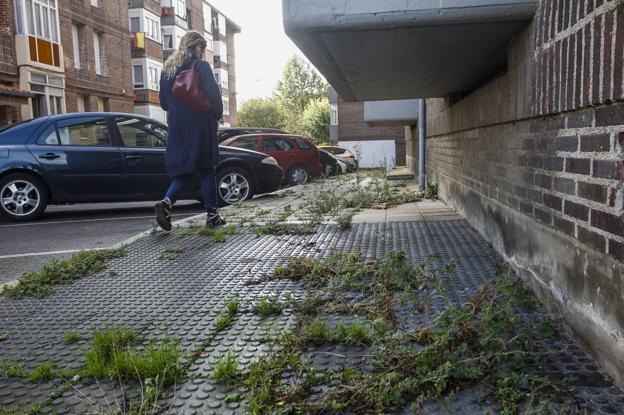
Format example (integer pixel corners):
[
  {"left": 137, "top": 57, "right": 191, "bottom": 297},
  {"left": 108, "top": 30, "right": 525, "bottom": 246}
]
[{"left": 155, "top": 30, "right": 225, "bottom": 231}]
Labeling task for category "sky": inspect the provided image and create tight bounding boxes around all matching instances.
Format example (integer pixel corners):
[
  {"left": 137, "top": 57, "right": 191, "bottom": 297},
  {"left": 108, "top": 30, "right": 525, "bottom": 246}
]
[{"left": 208, "top": 0, "right": 306, "bottom": 105}]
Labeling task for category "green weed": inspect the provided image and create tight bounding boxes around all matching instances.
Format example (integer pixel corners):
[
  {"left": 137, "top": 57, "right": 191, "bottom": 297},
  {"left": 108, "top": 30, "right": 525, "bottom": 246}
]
[
  {"left": 159, "top": 246, "right": 185, "bottom": 260},
  {"left": 62, "top": 331, "right": 82, "bottom": 344},
  {"left": 225, "top": 296, "right": 240, "bottom": 315},
  {"left": 2, "top": 248, "right": 126, "bottom": 299},
  {"left": 212, "top": 352, "right": 239, "bottom": 383},
  {"left": 27, "top": 363, "right": 56, "bottom": 382},
  {"left": 0, "top": 332, "right": 7, "bottom": 342},
  {"left": 253, "top": 296, "right": 287, "bottom": 316},
  {"left": 1, "top": 359, "right": 25, "bottom": 377},
  {"left": 215, "top": 313, "right": 234, "bottom": 332}
]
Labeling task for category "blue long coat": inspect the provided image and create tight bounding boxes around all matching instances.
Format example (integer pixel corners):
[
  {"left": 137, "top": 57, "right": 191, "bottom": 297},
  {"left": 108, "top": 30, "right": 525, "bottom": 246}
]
[{"left": 159, "top": 59, "right": 223, "bottom": 177}]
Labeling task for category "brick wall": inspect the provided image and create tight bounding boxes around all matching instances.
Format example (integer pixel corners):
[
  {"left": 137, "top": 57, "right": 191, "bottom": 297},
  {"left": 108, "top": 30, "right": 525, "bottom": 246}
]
[
  {"left": 0, "top": 0, "right": 18, "bottom": 84},
  {"left": 338, "top": 97, "right": 406, "bottom": 164},
  {"left": 411, "top": 0, "right": 624, "bottom": 384},
  {"left": 60, "top": 0, "right": 133, "bottom": 113}
]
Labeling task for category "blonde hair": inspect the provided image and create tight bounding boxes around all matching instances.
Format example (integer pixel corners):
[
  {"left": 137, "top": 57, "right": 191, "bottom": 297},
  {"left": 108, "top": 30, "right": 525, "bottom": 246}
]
[{"left": 163, "top": 30, "right": 207, "bottom": 78}]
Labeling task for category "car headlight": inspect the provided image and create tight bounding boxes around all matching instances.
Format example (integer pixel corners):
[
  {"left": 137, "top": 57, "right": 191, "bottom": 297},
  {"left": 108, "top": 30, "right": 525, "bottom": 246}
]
[{"left": 261, "top": 156, "right": 278, "bottom": 166}]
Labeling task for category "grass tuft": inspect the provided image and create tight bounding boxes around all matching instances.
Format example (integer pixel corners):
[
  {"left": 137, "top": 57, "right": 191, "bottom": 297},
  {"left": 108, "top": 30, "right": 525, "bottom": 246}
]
[
  {"left": 215, "top": 313, "right": 234, "bottom": 332},
  {"left": 2, "top": 248, "right": 126, "bottom": 299},
  {"left": 62, "top": 331, "right": 82, "bottom": 344},
  {"left": 1, "top": 359, "right": 25, "bottom": 377},
  {"left": 27, "top": 363, "right": 56, "bottom": 382},
  {"left": 253, "top": 295, "right": 287, "bottom": 316},
  {"left": 212, "top": 352, "right": 239, "bottom": 382}
]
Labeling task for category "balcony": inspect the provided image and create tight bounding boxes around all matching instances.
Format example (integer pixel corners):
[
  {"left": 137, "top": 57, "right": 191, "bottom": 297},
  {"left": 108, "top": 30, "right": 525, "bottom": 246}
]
[
  {"left": 364, "top": 100, "right": 419, "bottom": 127},
  {"left": 283, "top": 0, "right": 537, "bottom": 101}
]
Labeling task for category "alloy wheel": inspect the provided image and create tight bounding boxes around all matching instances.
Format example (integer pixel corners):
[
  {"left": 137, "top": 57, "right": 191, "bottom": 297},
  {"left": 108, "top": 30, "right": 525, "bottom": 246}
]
[
  {"left": 1, "top": 180, "right": 41, "bottom": 217},
  {"left": 289, "top": 167, "right": 309, "bottom": 185},
  {"left": 219, "top": 172, "right": 250, "bottom": 204}
]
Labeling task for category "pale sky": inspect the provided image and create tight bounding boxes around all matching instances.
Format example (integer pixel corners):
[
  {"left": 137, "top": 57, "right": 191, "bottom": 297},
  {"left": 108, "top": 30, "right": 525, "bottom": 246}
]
[{"left": 208, "top": 0, "right": 306, "bottom": 105}]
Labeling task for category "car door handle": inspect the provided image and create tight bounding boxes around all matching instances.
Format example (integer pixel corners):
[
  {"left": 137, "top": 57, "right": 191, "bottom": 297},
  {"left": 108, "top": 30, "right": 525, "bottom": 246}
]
[
  {"left": 125, "top": 155, "right": 144, "bottom": 160},
  {"left": 38, "top": 153, "right": 60, "bottom": 160}
]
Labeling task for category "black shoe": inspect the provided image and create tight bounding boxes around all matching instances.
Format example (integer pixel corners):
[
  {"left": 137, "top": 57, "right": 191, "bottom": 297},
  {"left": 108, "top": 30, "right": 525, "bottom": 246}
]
[
  {"left": 206, "top": 209, "right": 226, "bottom": 229},
  {"left": 154, "top": 198, "right": 172, "bottom": 231}
]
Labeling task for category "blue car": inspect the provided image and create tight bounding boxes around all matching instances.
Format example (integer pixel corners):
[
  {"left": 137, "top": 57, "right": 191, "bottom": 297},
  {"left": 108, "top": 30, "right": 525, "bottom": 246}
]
[{"left": 0, "top": 113, "right": 284, "bottom": 221}]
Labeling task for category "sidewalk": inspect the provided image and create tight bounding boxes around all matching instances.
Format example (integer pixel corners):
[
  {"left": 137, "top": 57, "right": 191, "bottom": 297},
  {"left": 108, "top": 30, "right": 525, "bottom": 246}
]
[{"left": 0, "top": 173, "right": 622, "bottom": 414}]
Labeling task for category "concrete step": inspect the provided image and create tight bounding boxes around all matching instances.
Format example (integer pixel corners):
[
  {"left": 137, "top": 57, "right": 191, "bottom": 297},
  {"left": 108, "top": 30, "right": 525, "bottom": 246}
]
[{"left": 387, "top": 167, "right": 415, "bottom": 181}]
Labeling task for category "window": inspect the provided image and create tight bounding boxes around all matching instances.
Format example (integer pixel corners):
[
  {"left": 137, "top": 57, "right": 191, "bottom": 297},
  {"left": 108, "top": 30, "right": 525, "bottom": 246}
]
[
  {"left": 330, "top": 103, "right": 338, "bottom": 125},
  {"left": 29, "top": 72, "right": 64, "bottom": 117},
  {"left": 48, "top": 95, "right": 63, "bottom": 114},
  {"left": 56, "top": 117, "right": 110, "bottom": 146},
  {"left": 163, "top": 34, "right": 173, "bottom": 50},
  {"left": 222, "top": 96, "right": 229, "bottom": 116},
  {"left": 71, "top": 24, "right": 81, "bottom": 69},
  {"left": 130, "top": 17, "right": 140, "bottom": 33},
  {"left": 76, "top": 95, "right": 87, "bottom": 112},
  {"left": 93, "top": 32, "right": 104, "bottom": 75},
  {"left": 293, "top": 138, "right": 311, "bottom": 150},
  {"left": 96, "top": 97, "right": 104, "bottom": 112},
  {"left": 20, "top": 0, "right": 59, "bottom": 42},
  {"left": 133, "top": 65, "right": 144, "bottom": 88},
  {"left": 144, "top": 16, "right": 160, "bottom": 42},
  {"left": 36, "top": 124, "right": 58, "bottom": 145},
  {"left": 148, "top": 66, "right": 159, "bottom": 90},
  {"left": 263, "top": 137, "right": 293, "bottom": 152},
  {"left": 204, "top": 31, "right": 213, "bottom": 52},
  {"left": 230, "top": 136, "right": 258, "bottom": 151},
  {"left": 115, "top": 116, "right": 167, "bottom": 148}
]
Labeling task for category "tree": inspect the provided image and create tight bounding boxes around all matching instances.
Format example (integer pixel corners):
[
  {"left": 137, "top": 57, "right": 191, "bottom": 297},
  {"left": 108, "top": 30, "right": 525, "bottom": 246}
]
[
  {"left": 300, "top": 98, "right": 330, "bottom": 144},
  {"left": 275, "top": 56, "right": 328, "bottom": 133},
  {"left": 237, "top": 97, "right": 286, "bottom": 129}
]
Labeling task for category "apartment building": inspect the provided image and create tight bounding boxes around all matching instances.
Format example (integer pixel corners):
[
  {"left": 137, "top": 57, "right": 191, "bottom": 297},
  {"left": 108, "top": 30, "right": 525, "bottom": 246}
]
[
  {"left": 0, "top": 0, "right": 134, "bottom": 126},
  {"left": 129, "top": 0, "right": 240, "bottom": 125}
]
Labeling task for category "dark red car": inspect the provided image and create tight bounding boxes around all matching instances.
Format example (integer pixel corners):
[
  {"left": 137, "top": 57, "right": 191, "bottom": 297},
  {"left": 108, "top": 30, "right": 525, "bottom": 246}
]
[{"left": 222, "top": 134, "right": 322, "bottom": 185}]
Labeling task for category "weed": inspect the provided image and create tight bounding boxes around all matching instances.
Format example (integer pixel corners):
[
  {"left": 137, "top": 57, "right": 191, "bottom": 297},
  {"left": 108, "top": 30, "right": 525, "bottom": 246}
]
[
  {"left": 0, "top": 332, "right": 7, "bottom": 342},
  {"left": 277, "top": 205, "right": 294, "bottom": 222},
  {"left": 215, "top": 313, "right": 234, "bottom": 332},
  {"left": 108, "top": 271, "right": 119, "bottom": 277},
  {"left": 2, "top": 248, "right": 126, "bottom": 299},
  {"left": 304, "top": 318, "right": 329, "bottom": 344},
  {"left": 224, "top": 392, "right": 241, "bottom": 403},
  {"left": 424, "top": 182, "right": 438, "bottom": 199},
  {"left": 63, "top": 331, "right": 82, "bottom": 344},
  {"left": 335, "top": 322, "right": 371, "bottom": 344},
  {"left": 159, "top": 246, "right": 185, "bottom": 260},
  {"left": 253, "top": 222, "right": 317, "bottom": 236},
  {"left": 253, "top": 295, "right": 287, "bottom": 316},
  {"left": 336, "top": 210, "right": 355, "bottom": 230},
  {"left": 212, "top": 352, "right": 239, "bottom": 382},
  {"left": 255, "top": 209, "right": 271, "bottom": 218},
  {"left": 225, "top": 296, "right": 240, "bottom": 315},
  {"left": 1, "top": 359, "right": 25, "bottom": 377},
  {"left": 27, "top": 363, "right": 56, "bottom": 382}
]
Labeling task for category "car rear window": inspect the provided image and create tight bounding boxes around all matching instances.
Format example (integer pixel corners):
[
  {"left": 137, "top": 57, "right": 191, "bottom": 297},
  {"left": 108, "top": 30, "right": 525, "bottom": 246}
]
[
  {"left": 229, "top": 136, "right": 258, "bottom": 150},
  {"left": 263, "top": 136, "right": 293, "bottom": 152},
  {"left": 292, "top": 138, "right": 311, "bottom": 150}
]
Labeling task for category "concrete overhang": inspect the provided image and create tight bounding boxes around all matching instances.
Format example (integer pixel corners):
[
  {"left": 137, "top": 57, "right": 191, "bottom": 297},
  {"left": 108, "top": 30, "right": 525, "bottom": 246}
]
[
  {"left": 283, "top": 0, "right": 538, "bottom": 101},
  {"left": 364, "top": 99, "right": 419, "bottom": 127}
]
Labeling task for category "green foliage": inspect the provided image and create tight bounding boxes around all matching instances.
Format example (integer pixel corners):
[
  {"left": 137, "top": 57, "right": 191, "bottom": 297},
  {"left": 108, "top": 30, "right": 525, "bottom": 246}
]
[
  {"left": 299, "top": 98, "right": 330, "bottom": 144},
  {"left": 225, "top": 296, "right": 240, "bottom": 315},
  {"left": 159, "top": 246, "right": 185, "bottom": 260},
  {"left": 237, "top": 97, "right": 286, "bottom": 129},
  {"left": 253, "top": 296, "right": 287, "bottom": 316},
  {"left": 215, "top": 313, "right": 234, "bottom": 332},
  {"left": 2, "top": 248, "right": 126, "bottom": 299},
  {"left": 62, "top": 331, "right": 82, "bottom": 344},
  {"left": 212, "top": 352, "right": 240, "bottom": 382},
  {"left": 0, "top": 332, "right": 7, "bottom": 342},
  {"left": 27, "top": 363, "right": 56, "bottom": 382},
  {"left": 1, "top": 359, "right": 25, "bottom": 377},
  {"left": 83, "top": 326, "right": 137, "bottom": 377}
]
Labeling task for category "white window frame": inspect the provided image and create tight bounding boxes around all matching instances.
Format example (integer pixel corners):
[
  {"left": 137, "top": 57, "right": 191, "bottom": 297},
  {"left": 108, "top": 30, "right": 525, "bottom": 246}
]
[
  {"left": 93, "top": 32, "right": 103, "bottom": 75},
  {"left": 218, "top": 14, "right": 226, "bottom": 37},
  {"left": 29, "top": 71, "right": 65, "bottom": 116},
  {"left": 222, "top": 96, "right": 229, "bottom": 116},
  {"left": 71, "top": 23, "right": 80, "bottom": 69},
  {"left": 214, "top": 68, "right": 228, "bottom": 90},
  {"left": 132, "top": 64, "right": 144, "bottom": 88},
  {"left": 132, "top": 58, "right": 162, "bottom": 91},
  {"left": 214, "top": 40, "right": 227, "bottom": 64},
  {"left": 15, "top": 0, "right": 60, "bottom": 42},
  {"left": 161, "top": 25, "right": 185, "bottom": 50},
  {"left": 330, "top": 103, "right": 338, "bottom": 125},
  {"left": 128, "top": 9, "right": 161, "bottom": 42}
]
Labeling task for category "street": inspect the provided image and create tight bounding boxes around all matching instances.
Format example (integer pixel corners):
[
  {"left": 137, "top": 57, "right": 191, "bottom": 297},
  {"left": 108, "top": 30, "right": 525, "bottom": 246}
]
[{"left": 0, "top": 201, "right": 205, "bottom": 284}]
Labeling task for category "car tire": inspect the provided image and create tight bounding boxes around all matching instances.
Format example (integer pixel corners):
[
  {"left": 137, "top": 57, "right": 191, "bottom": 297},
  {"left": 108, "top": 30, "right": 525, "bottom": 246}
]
[
  {"left": 0, "top": 173, "right": 48, "bottom": 222},
  {"left": 216, "top": 167, "right": 254, "bottom": 206},
  {"left": 287, "top": 165, "right": 310, "bottom": 186},
  {"left": 323, "top": 164, "right": 333, "bottom": 177}
]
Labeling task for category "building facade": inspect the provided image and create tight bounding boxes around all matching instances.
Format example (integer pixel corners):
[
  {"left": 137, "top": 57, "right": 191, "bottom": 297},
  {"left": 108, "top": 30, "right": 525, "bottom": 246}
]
[
  {"left": 329, "top": 88, "right": 407, "bottom": 168},
  {"left": 128, "top": 0, "right": 239, "bottom": 125},
  {"left": 285, "top": 0, "right": 624, "bottom": 386},
  {"left": 0, "top": 0, "right": 238, "bottom": 127}
]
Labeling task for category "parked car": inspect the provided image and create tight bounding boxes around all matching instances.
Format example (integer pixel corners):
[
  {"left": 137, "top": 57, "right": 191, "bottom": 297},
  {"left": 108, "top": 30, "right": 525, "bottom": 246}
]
[
  {"left": 221, "top": 134, "right": 322, "bottom": 185},
  {"left": 0, "top": 113, "right": 283, "bottom": 221},
  {"left": 217, "top": 127, "right": 287, "bottom": 143},
  {"left": 319, "top": 149, "right": 346, "bottom": 175},
  {"left": 318, "top": 145, "right": 358, "bottom": 171}
]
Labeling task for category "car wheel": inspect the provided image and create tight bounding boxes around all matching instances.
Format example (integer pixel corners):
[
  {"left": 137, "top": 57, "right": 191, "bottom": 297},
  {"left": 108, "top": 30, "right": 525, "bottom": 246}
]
[
  {"left": 0, "top": 173, "right": 48, "bottom": 222},
  {"left": 217, "top": 167, "right": 254, "bottom": 205},
  {"left": 323, "top": 164, "right": 333, "bottom": 176},
  {"left": 288, "top": 165, "right": 310, "bottom": 186}
]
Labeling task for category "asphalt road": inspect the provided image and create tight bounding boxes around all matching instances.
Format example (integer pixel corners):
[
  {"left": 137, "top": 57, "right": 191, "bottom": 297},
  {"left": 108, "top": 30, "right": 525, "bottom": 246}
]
[{"left": 0, "top": 201, "right": 205, "bottom": 284}]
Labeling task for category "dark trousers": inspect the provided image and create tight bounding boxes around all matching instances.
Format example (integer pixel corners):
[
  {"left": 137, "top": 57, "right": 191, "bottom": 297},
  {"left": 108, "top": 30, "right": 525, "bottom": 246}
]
[{"left": 165, "top": 170, "right": 217, "bottom": 208}]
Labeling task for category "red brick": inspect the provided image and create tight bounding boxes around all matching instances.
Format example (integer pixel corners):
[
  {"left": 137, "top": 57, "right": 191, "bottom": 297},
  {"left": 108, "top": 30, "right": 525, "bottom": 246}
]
[
  {"left": 535, "top": 174, "right": 552, "bottom": 189},
  {"left": 596, "top": 104, "right": 624, "bottom": 126},
  {"left": 565, "top": 200, "right": 590, "bottom": 221},
  {"left": 575, "top": 30, "right": 584, "bottom": 108},
  {"left": 567, "top": 34, "right": 576, "bottom": 110},
  {"left": 580, "top": 133, "right": 611, "bottom": 152},
  {"left": 544, "top": 156, "right": 564, "bottom": 171},
  {"left": 520, "top": 201, "right": 533, "bottom": 215},
  {"left": 544, "top": 193, "right": 563, "bottom": 210},
  {"left": 578, "top": 181, "right": 607, "bottom": 203},
  {"left": 567, "top": 109, "right": 593, "bottom": 128},
  {"left": 578, "top": 226, "right": 606, "bottom": 252},
  {"left": 615, "top": 8, "right": 624, "bottom": 100},
  {"left": 583, "top": 25, "right": 592, "bottom": 107},
  {"left": 556, "top": 135, "right": 579, "bottom": 151},
  {"left": 591, "top": 15, "right": 602, "bottom": 105},
  {"left": 553, "top": 177, "right": 576, "bottom": 195},
  {"left": 609, "top": 239, "right": 624, "bottom": 261},
  {"left": 565, "top": 158, "right": 591, "bottom": 174},
  {"left": 591, "top": 209, "right": 624, "bottom": 237},
  {"left": 535, "top": 207, "right": 553, "bottom": 225}
]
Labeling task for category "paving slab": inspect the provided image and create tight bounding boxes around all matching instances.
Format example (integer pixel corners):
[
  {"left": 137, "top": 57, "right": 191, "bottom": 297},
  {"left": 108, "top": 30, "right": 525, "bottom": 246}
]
[{"left": 0, "top": 174, "right": 622, "bottom": 414}]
